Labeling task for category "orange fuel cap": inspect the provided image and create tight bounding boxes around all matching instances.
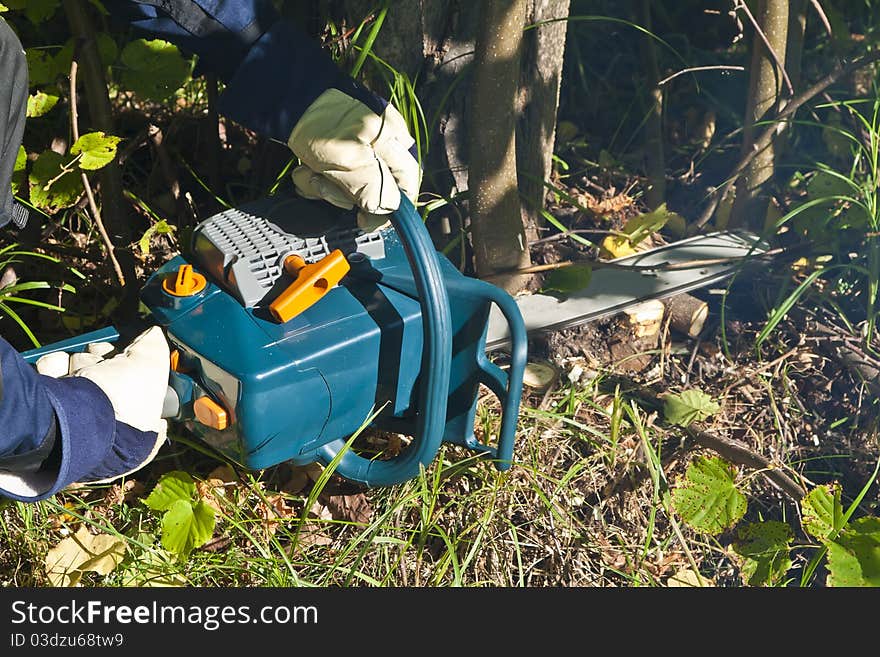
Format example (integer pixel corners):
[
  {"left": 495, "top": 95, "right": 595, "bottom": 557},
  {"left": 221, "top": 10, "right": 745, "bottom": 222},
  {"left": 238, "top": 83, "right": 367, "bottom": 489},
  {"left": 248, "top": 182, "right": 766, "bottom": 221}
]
[
  {"left": 193, "top": 396, "right": 228, "bottom": 431},
  {"left": 163, "top": 264, "right": 207, "bottom": 297},
  {"left": 269, "top": 249, "right": 350, "bottom": 323}
]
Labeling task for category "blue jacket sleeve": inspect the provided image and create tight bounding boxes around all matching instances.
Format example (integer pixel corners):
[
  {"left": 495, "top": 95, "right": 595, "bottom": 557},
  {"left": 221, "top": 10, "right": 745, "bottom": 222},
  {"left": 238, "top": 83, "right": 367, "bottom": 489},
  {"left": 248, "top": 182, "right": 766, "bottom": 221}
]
[
  {"left": 104, "top": 1, "right": 385, "bottom": 142},
  {"left": 0, "top": 338, "right": 117, "bottom": 501}
]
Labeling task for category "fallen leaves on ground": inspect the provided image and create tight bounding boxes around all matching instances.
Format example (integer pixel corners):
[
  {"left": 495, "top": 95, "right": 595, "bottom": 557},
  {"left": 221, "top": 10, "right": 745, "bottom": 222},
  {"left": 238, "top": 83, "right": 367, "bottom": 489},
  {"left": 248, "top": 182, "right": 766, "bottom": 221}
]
[
  {"left": 45, "top": 527, "right": 126, "bottom": 587},
  {"left": 256, "top": 494, "right": 297, "bottom": 536},
  {"left": 321, "top": 492, "right": 373, "bottom": 525},
  {"left": 103, "top": 479, "right": 145, "bottom": 507}
]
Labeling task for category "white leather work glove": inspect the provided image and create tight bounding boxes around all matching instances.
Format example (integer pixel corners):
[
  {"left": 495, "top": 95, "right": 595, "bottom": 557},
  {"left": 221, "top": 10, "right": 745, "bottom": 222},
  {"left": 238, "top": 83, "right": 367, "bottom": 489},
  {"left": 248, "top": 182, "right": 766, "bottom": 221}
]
[
  {"left": 288, "top": 88, "right": 421, "bottom": 231},
  {"left": 35, "top": 326, "right": 170, "bottom": 484}
]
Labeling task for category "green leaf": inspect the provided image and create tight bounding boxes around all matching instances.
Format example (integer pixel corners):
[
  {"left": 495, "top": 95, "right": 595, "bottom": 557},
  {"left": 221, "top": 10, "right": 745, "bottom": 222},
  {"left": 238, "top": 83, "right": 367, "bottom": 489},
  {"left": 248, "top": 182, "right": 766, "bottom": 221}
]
[
  {"left": 801, "top": 483, "right": 844, "bottom": 541},
  {"left": 663, "top": 389, "right": 720, "bottom": 427},
  {"left": 144, "top": 471, "right": 197, "bottom": 512},
  {"left": 622, "top": 204, "right": 671, "bottom": 242},
  {"left": 733, "top": 521, "right": 794, "bottom": 586},
  {"left": 70, "top": 131, "right": 122, "bottom": 171},
  {"left": 806, "top": 170, "right": 852, "bottom": 200},
  {"left": 160, "top": 498, "right": 216, "bottom": 559},
  {"left": 25, "top": 49, "right": 56, "bottom": 87},
  {"left": 55, "top": 33, "right": 118, "bottom": 75},
  {"left": 13, "top": 146, "right": 25, "bottom": 173},
  {"left": 28, "top": 150, "right": 83, "bottom": 213},
  {"left": 672, "top": 455, "right": 747, "bottom": 535},
  {"left": 26, "top": 91, "right": 59, "bottom": 118},
  {"left": 119, "top": 39, "right": 191, "bottom": 101},
  {"left": 138, "top": 220, "right": 176, "bottom": 255},
  {"left": 11, "top": 146, "right": 26, "bottom": 195},
  {"left": 826, "top": 517, "right": 880, "bottom": 587},
  {"left": 3, "top": 0, "right": 59, "bottom": 23},
  {"left": 542, "top": 264, "right": 592, "bottom": 295}
]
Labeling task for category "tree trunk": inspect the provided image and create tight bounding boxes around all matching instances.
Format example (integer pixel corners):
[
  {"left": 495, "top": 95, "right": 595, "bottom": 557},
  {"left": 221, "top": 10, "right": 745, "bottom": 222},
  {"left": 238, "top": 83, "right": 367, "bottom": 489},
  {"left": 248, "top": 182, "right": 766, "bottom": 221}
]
[
  {"left": 635, "top": 0, "right": 665, "bottom": 211},
  {"left": 468, "top": 0, "right": 531, "bottom": 291},
  {"left": 516, "top": 0, "right": 571, "bottom": 240},
  {"left": 730, "top": 0, "right": 791, "bottom": 229},
  {"left": 326, "top": 0, "right": 569, "bottom": 272}
]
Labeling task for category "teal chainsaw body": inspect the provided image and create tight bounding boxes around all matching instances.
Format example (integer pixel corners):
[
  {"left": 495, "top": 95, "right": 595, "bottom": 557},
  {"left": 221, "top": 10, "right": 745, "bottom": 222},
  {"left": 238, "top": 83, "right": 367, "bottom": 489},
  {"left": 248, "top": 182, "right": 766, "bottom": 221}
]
[{"left": 22, "top": 194, "right": 528, "bottom": 487}]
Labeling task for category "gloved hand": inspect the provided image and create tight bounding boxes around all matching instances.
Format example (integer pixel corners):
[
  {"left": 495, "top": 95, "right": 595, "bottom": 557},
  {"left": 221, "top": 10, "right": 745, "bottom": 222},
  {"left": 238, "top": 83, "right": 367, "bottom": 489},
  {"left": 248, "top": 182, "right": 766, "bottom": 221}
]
[
  {"left": 35, "top": 326, "right": 170, "bottom": 484},
  {"left": 288, "top": 89, "right": 421, "bottom": 231}
]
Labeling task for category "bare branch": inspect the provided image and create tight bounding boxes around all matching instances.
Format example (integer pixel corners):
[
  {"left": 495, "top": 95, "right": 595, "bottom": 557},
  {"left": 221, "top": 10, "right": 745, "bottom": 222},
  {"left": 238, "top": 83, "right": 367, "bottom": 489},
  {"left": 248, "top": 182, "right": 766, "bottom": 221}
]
[
  {"left": 808, "top": 0, "right": 833, "bottom": 37},
  {"left": 658, "top": 65, "right": 746, "bottom": 87},
  {"left": 69, "top": 58, "right": 126, "bottom": 287}
]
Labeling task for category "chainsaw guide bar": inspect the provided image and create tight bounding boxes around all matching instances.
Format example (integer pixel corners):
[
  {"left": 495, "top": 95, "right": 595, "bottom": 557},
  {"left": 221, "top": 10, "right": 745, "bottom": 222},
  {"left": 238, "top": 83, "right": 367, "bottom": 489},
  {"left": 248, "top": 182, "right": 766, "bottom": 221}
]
[{"left": 485, "top": 230, "right": 769, "bottom": 351}]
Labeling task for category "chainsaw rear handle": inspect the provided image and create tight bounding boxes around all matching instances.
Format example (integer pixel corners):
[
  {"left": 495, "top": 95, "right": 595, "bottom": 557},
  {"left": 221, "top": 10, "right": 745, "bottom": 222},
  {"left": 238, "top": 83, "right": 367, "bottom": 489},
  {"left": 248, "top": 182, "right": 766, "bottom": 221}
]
[
  {"left": 315, "top": 194, "right": 453, "bottom": 487},
  {"left": 445, "top": 274, "right": 527, "bottom": 469}
]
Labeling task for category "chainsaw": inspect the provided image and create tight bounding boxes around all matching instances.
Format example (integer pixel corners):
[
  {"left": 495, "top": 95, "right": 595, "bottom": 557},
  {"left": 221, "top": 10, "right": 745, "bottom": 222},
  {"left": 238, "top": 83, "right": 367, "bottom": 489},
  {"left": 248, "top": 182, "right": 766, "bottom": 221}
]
[
  {"left": 22, "top": 193, "right": 528, "bottom": 487},
  {"left": 20, "top": 192, "right": 767, "bottom": 487}
]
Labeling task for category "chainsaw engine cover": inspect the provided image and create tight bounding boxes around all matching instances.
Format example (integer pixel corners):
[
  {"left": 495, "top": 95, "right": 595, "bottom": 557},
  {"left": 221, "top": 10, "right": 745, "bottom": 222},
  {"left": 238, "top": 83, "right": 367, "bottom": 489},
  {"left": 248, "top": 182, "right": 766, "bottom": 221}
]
[{"left": 140, "top": 195, "right": 490, "bottom": 470}]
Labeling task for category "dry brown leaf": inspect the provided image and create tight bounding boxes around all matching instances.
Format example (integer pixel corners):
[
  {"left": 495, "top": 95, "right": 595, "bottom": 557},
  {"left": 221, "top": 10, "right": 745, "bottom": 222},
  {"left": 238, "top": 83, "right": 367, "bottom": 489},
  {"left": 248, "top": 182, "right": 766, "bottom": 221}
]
[
  {"left": 292, "top": 522, "right": 333, "bottom": 550},
  {"left": 666, "top": 568, "right": 715, "bottom": 587},
  {"left": 308, "top": 501, "right": 333, "bottom": 521},
  {"left": 195, "top": 479, "right": 228, "bottom": 515},
  {"left": 103, "top": 480, "right": 144, "bottom": 506},
  {"left": 257, "top": 494, "right": 296, "bottom": 535},
  {"left": 207, "top": 465, "right": 238, "bottom": 483},
  {"left": 322, "top": 493, "right": 373, "bottom": 524},
  {"left": 45, "top": 526, "right": 126, "bottom": 587},
  {"left": 577, "top": 191, "right": 635, "bottom": 216}
]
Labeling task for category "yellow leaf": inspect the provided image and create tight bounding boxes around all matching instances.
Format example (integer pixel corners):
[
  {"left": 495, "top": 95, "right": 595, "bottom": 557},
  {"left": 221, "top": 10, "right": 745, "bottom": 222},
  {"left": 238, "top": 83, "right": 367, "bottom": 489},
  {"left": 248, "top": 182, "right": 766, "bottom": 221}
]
[
  {"left": 45, "top": 526, "right": 126, "bottom": 587},
  {"left": 600, "top": 235, "right": 637, "bottom": 259}
]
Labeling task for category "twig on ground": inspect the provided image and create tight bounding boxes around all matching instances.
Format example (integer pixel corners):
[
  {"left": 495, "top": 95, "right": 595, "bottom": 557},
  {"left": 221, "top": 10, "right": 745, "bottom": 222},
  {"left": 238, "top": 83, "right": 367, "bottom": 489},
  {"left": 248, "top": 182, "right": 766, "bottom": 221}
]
[{"left": 684, "top": 423, "right": 806, "bottom": 500}]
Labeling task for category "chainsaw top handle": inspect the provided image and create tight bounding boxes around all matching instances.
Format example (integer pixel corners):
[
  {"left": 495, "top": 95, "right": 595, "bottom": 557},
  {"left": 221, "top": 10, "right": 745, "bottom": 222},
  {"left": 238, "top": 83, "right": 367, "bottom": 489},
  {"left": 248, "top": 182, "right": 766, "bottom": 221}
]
[{"left": 315, "top": 194, "right": 453, "bottom": 486}]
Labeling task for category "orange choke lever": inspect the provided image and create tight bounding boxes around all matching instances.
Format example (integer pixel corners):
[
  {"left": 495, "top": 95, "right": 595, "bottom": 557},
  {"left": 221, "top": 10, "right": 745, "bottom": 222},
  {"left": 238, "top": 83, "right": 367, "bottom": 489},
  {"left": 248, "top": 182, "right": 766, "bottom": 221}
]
[{"left": 269, "top": 249, "right": 350, "bottom": 323}]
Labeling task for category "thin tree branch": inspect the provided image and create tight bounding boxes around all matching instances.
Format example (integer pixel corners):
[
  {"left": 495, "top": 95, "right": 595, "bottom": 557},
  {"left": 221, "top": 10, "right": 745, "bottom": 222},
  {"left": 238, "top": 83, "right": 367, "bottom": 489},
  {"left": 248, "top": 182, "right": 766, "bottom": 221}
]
[
  {"left": 658, "top": 65, "right": 746, "bottom": 87},
  {"left": 70, "top": 59, "right": 125, "bottom": 287},
  {"left": 62, "top": 0, "right": 128, "bottom": 244},
  {"left": 808, "top": 0, "right": 833, "bottom": 37}
]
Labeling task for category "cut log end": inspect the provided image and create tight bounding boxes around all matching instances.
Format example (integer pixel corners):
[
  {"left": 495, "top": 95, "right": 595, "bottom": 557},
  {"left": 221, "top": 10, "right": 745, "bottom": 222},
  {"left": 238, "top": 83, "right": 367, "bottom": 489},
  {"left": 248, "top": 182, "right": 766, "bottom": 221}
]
[{"left": 664, "top": 293, "right": 709, "bottom": 338}]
